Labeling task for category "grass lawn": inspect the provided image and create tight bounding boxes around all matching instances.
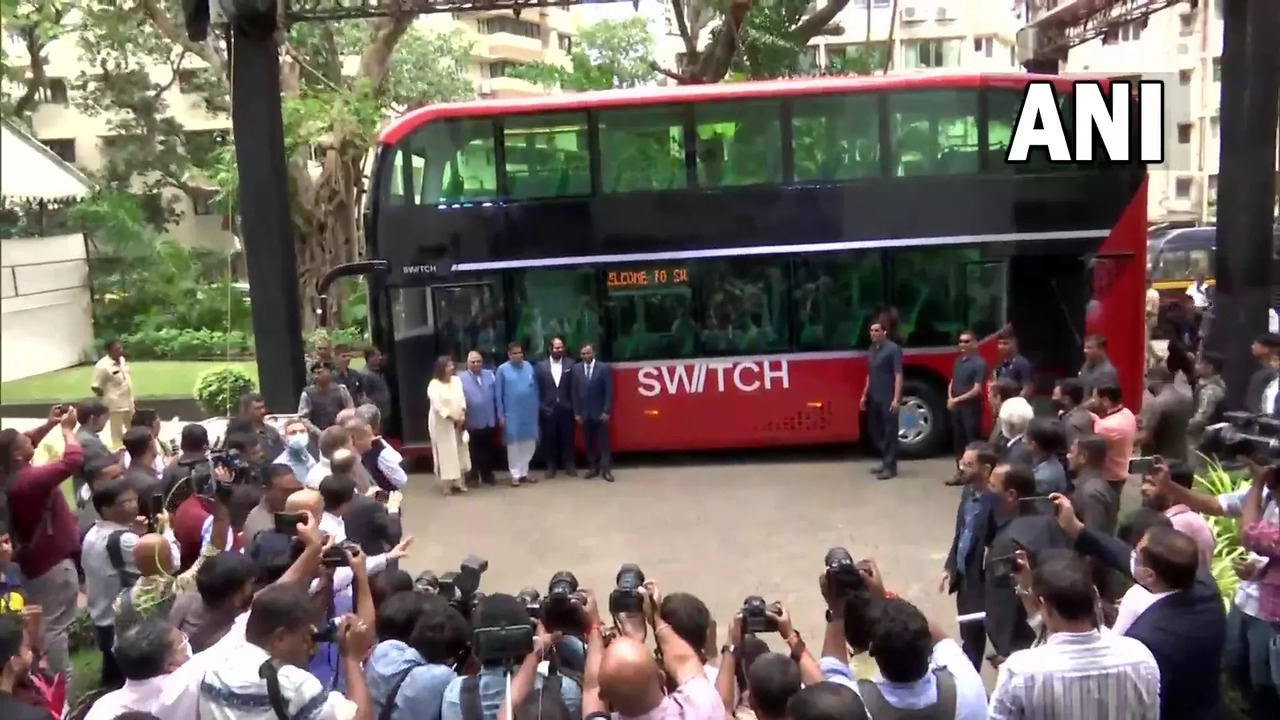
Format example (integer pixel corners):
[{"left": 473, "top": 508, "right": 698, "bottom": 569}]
[{"left": 0, "top": 361, "right": 258, "bottom": 405}]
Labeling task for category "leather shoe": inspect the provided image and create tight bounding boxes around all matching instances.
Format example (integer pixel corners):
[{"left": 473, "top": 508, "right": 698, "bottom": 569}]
[
  {"left": 602, "top": 470, "right": 615, "bottom": 483},
  {"left": 584, "top": 469, "right": 600, "bottom": 479}
]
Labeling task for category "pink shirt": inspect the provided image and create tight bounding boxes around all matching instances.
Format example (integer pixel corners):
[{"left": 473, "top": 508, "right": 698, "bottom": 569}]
[
  {"left": 616, "top": 676, "right": 725, "bottom": 720},
  {"left": 1093, "top": 408, "right": 1137, "bottom": 484},
  {"left": 1165, "top": 505, "right": 1216, "bottom": 569}
]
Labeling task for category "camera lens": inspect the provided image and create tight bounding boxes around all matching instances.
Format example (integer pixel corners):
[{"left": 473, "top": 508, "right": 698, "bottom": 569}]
[
  {"left": 825, "top": 547, "right": 854, "bottom": 568},
  {"left": 548, "top": 570, "right": 578, "bottom": 597}
]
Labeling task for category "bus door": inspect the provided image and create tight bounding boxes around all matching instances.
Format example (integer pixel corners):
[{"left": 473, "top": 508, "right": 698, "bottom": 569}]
[
  {"left": 392, "top": 281, "right": 503, "bottom": 446},
  {"left": 429, "top": 282, "right": 505, "bottom": 364},
  {"left": 1006, "top": 253, "right": 1087, "bottom": 392}
]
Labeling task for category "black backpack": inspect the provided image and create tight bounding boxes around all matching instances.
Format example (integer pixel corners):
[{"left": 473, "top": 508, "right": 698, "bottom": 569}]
[{"left": 459, "top": 665, "right": 582, "bottom": 720}]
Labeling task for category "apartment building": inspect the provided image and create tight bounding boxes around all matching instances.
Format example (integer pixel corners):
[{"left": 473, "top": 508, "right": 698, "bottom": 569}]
[
  {"left": 657, "top": 0, "right": 1024, "bottom": 78},
  {"left": 1049, "top": 0, "right": 1232, "bottom": 223},
  {"left": 421, "top": 8, "right": 578, "bottom": 99},
  {"left": 9, "top": 10, "right": 576, "bottom": 252}
]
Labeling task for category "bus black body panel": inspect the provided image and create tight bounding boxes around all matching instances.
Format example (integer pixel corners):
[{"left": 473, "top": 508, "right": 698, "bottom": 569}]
[{"left": 376, "top": 169, "right": 1145, "bottom": 284}]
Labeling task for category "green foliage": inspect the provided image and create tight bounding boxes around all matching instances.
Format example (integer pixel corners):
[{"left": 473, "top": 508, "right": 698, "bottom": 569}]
[
  {"left": 116, "top": 329, "right": 253, "bottom": 360},
  {"left": 733, "top": 0, "right": 816, "bottom": 79},
  {"left": 194, "top": 365, "right": 257, "bottom": 416},
  {"left": 510, "top": 17, "right": 657, "bottom": 91},
  {"left": 0, "top": 0, "right": 73, "bottom": 125},
  {"left": 1195, "top": 459, "right": 1249, "bottom": 603},
  {"left": 72, "top": 190, "right": 251, "bottom": 340}
]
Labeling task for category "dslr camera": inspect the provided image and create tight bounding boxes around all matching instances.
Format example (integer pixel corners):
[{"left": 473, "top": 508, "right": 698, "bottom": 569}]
[
  {"left": 543, "top": 571, "right": 586, "bottom": 634},
  {"left": 740, "top": 596, "right": 781, "bottom": 634},
  {"left": 1198, "top": 412, "right": 1280, "bottom": 464},
  {"left": 321, "top": 540, "right": 362, "bottom": 569},
  {"left": 824, "top": 547, "right": 868, "bottom": 599},
  {"left": 608, "top": 563, "right": 646, "bottom": 616},
  {"left": 424, "top": 555, "right": 488, "bottom": 619}
]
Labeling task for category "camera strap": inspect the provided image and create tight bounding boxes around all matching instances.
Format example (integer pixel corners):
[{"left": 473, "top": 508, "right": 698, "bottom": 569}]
[
  {"left": 259, "top": 660, "right": 291, "bottom": 720},
  {"left": 461, "top": 674, "right": 484, "bottom": 720},
  {"left": 379, "top": 666, "right": 419, "bottom": 720},
  {"left": 106, "top": 530, "right": 139, "bottom": 589}
]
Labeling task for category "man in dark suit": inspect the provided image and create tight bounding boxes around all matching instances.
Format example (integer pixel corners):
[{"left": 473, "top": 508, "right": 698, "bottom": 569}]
[
  {"left": 534, "top": 336, "right": 576, "bottom": 478},
  {"left": 983, "top": 463, "right": 1073, "bottom": 665},
  {"left": 1056, "top": 493, "right": 1227, "bottom": 720},
  {"left": 941, "top": 441, "right": 998, "bottom": 669},
  {"left": 343, "top": 489, "right": 403, "bottom": 571},
  {"left": 571, "top": 342, "right": 614, "bottom": 483}
]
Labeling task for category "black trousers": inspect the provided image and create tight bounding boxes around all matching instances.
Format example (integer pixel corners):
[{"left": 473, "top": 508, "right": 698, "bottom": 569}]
[
  {"left": 583, "top": 418, "right": 612, "bottom": 470},
  {"left": 866, "top": 400, "right": 899, "bottom": 470},
  {"left": 950, "top": 404, "right": 983, "bottom": 457},
  {"left": 953, "top": 576, "right": 987, "bottom": 671},
  {"left": 540, "top": 405, "right": 576, "bottom": 471},
  {"left": 467, "top": 426, "right": 500, "bottom": 482},
  {"left": 96, "top": 624, "right": 122, "bottom": 690}
]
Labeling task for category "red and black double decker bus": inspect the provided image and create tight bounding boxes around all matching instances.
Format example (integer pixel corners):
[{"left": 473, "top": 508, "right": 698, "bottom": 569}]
[{"left": 364, "top": 72, "right": 1147, "bottom": 457}]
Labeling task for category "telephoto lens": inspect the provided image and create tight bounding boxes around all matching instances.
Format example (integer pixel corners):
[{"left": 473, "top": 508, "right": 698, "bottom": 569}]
[{"left": 609, "top": 563, "right": 646, "bottom": 616}]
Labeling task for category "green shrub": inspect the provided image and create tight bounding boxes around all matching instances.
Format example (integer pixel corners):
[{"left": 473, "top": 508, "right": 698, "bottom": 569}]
[
  {"left": 1195, "top": 459, "right": 1250, "bottom": 603},
  {"left": 117, "top": 328, "right": 254, "bottom": 360},
  {"left": 194, "top": 365, "right": 257, "bottom": 416}
]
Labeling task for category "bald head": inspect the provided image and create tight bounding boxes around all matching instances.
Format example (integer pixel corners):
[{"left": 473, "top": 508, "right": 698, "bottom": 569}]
[
  {"left": 133, "top": 533, "right": 175, "bottom": 576},
  {"left": 598, "top": 637, "right": 663, "bottom": 717},
  {"left": 285, "top": 489, "right": 322, "bottom": 519}
]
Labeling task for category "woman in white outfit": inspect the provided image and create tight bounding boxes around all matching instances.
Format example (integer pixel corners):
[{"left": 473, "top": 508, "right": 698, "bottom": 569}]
[{"left": 427, "top": 355, "right": 470, "bottom": 495}]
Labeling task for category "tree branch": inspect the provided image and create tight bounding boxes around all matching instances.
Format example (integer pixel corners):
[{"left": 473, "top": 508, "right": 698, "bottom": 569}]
[
  {"left": 358, "top": 15, "right": 413, "bottom": 91},
  {"left": 649, "top": 60, "right": 692, "bottom": 84},
  {"left": 150, "top": 48, "right": 189, "bottom": 105},
  {"left": 791, "top": 0, "right": 853, "bottom": 43},
  {"left": 136, "top": 0, "right": 228, "bottom": 87},
  {"left": 670, "top": 0, "right": 698, "bottom": 57},
  {"left": 694, "top": 0, "right": 751, "bottom": 83},
  {"left": 10, "top": 27, "right": 46, "bottom": 118}
]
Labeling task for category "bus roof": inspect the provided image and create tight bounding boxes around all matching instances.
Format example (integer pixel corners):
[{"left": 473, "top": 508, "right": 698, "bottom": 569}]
[{"left": 380, "top": 72, "right": 1119, "bottom": 146}]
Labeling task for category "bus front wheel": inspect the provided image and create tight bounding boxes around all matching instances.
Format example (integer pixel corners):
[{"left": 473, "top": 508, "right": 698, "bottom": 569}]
[{"left": 897, "top": 379, "right": 948, "bottom": 459}]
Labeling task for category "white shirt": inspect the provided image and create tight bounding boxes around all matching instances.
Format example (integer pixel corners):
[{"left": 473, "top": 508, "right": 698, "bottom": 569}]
[
  {"left": 156, "top": 612, "right": 250, "bottom": 720},
  {"left": 1186, "top": 282, "right": 1210, "bottom": 308},
  {"left": 1271, "top": 308, "right": 1279, "bottom": 334},
  {"left": 583, "top": 361, "right": 596, "bottom": 381},
  {"left": 84, "top": 675, "right": 171, "bottom": 720},
  {"left": 375, "top": 443, "right": 409, "bottom": 490},
  {"left": 988, "top": 630, "right": 1160, "bottom": 720},
  {"left": 81, "top": 521, "right": 181, "bottom": 626},
  {"left": 1263, "top": 377, "right": 1279, "bottom": 417},
  {"left": 819, "top": 638, "right": 987, "bottom": 720},
  {"left": 305, "top": 458, "right": 332, "bottom": 489},
  {"left": 197, "top": 642, "right": 356, "bottom": 720},
  {"left": 1218, "top": 487, "right": 1278, "bottom": 617},
  {"left": 320, "top": 511, "right": 346, "bottom": 543},
  {"left": 550, "top": 357, "right": 563, "bottom": 387},
  {"left": 1111, "top": 586, "right": 1177, "bottom": 636}
]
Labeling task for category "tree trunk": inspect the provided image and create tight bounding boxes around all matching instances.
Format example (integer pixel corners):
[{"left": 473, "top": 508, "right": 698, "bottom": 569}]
[{"left": 883, "top": 0, "right": 898, "bottom": 74}]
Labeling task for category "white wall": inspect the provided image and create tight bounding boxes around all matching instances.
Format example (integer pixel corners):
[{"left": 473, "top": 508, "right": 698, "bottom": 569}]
[{"left": 1, "top": 233, "right": 94, "bottom": 383}]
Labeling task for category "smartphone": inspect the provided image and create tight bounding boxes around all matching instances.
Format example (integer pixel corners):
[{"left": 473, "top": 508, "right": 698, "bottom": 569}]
[
  {"left": 1129, "top": 456, "right": 1157, "bottom": 475},
  {"left": 274, "top": 512, "right": 306, "bottom": 536},
  {"left": 150, "top": 493, "right": 164, "bottom": 517},
  {"left": 374, "top": 490, "right": 389, "bottom": 503}
]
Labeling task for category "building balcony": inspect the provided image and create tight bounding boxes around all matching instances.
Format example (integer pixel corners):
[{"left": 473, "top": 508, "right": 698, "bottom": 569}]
[
  {"left": 480, "top": 76, "right": 543, "bottom": 99},
  {"left": 479, "top": 32, "right": 546, "bottom": 63}
]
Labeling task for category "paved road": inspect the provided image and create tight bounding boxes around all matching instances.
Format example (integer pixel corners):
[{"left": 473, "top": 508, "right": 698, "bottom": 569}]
[{"left": 393, "top": 452, "right": 974, "bottom": 675}]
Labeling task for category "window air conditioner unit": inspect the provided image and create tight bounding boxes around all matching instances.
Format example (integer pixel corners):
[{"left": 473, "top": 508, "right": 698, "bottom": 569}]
[
  {"left": 478, "top": 81, "right": 493, "bottom": 95},
  {"left": 902, "top": 6, "right": 918, "bottom": 20},
  {"left": 1176, "top": 43, "right": 1189, "bottom": 54},
  {"left": 936, "top": 7, "right": 953, "bottom": 21}
]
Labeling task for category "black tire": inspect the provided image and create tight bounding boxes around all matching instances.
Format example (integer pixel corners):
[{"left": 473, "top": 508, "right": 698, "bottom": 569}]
[{"left": 897, "top": 377, "right": 949, "bottom": 459}]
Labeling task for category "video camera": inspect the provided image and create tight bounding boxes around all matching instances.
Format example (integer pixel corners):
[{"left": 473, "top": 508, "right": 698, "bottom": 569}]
[
  {"left": 740, "top": 595, "right": 780, "bottom": 634},
  {"left": 608, "top": 563, "right": 646, "bottom": 616},
  {"left": 419, "top": 556, "right": 488, "bottom": 619},
  {"left": 321, "top": 540, "right": 362, "bottom": 569},
  {"left": 1199, "top": 412, "right": 1280, "bottom": 464}
]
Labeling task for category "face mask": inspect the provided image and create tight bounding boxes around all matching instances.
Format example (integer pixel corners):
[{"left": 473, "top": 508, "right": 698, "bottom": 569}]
[{"left": 286, "top": 433, "right": 308, "bottom": 451}]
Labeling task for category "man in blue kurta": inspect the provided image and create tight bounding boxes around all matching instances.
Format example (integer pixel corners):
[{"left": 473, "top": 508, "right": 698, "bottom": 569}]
[{"left": 494, "top": 341, "right": 540, "bottom": 486}]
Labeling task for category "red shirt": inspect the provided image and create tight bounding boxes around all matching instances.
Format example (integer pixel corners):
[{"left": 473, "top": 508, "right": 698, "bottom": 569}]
[
  {"left": 5, "top": 427, "right": 84, "bottom": 579},
  {"left": 172, "top": 496, "right": 243, "bottom": 569}
]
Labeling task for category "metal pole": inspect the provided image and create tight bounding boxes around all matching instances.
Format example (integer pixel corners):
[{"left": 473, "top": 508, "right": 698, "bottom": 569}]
[
  {"left": 1208, "top": 0, "right": 1280, "bottom": 410},
  {"left": 229, "top": 17, "right": 307, "bottom": 411}
]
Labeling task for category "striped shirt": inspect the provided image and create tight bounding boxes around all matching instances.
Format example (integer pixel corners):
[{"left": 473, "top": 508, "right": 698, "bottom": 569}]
[{"left": 988, "top": 630, "right": 1160, "bottom": 720}]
